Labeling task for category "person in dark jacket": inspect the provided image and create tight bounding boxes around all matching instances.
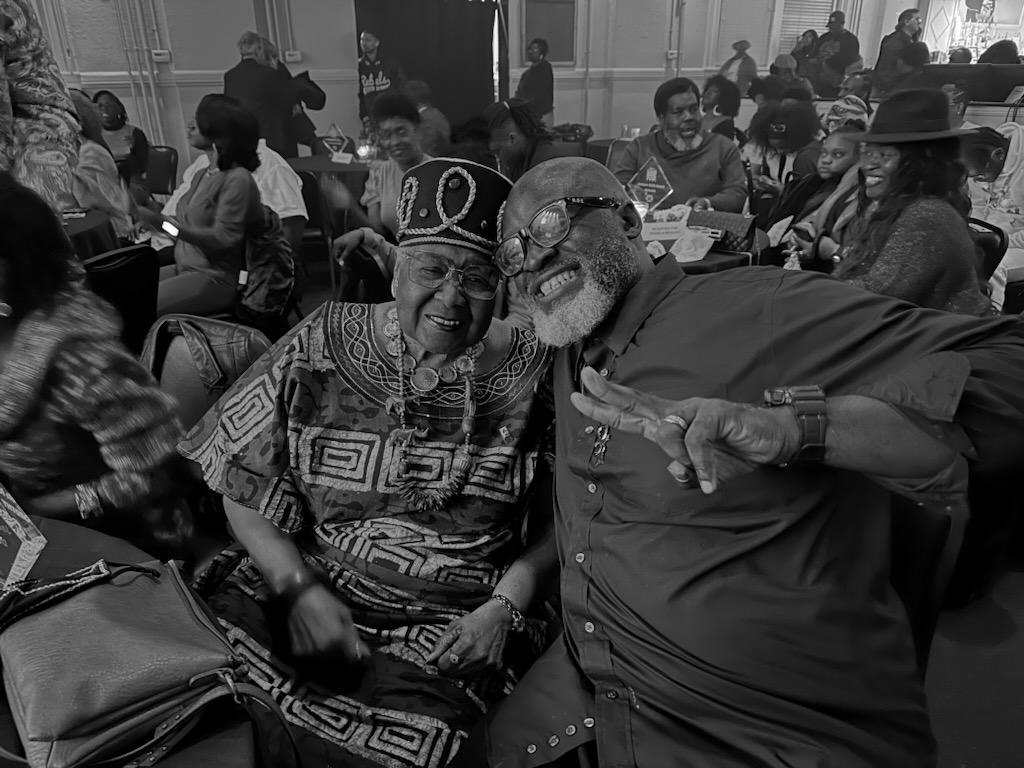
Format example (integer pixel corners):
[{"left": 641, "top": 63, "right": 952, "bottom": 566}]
[
  {"left": 812, "top": 10, "right": 861, "bottom": 96},
  {"left": 358, "top": 30, "right": 405, "bottom": 130},
  {"left": 224, "top": 31, "right": 298, "bottom": 157},
  {"left": 259, "top": 37, "right": 327, "bottom": 153},
  {"left": 515, "top": 37, "right": 555, "bottom": 125},
  {"left": 873, "top": 8, "right": 923, "bottom": 96}
]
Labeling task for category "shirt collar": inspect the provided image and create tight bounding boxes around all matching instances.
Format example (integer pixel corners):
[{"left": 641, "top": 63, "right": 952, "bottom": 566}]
[{"left": 592, "top": 256, "right": 685, "bottom": 356}]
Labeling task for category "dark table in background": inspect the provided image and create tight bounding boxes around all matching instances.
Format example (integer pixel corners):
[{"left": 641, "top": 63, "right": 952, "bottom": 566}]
[
  {"left": 287, "top": 156, "right": 371, "bottom": 203},
  {"left": 62, "top": 209, "right": 117, "bottom": 262}
]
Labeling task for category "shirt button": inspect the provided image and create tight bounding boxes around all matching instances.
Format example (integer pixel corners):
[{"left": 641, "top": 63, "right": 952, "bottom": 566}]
[
  {"left": 584, "top": 621, "right": 595, "bottom": 633},
  {"left": 565, "top": 725, "right": 577, "bottom": 736},
  {"left": 574, "top": 552, "right": 585, "bottom": 564},
  {"left": 526, "top": 744, "right": 537, "bottom": 754},
  {"left": 599, "top": 368, "right": 609, "bottom": 377},
  {"left": 587, "top": 482, "right": 598, "bottom": 494},
  {"left": 583, "top": 717, "right": 595, "bottom": 728},
  {"left": 606, "top": 690, "right": 618, "bottom": 700},
  {"left": 584, "top": 425, "right": 595, "bottom": 435},
  {"left": 548, "top": 735, "right": 560, "bottom": 747}
]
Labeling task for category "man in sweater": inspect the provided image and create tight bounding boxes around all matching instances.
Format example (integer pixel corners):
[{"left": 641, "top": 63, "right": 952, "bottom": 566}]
[
  {"left": 515, "top": 38, "right": 554, "bottom": 125},
  {"left": 612, "top": 77, "right": 746, "bottom": 212},
  {"left": 873, "top": 8, "right": 923, "bottom": 96},
  {"left": 357, "top": 30, "right": 405, "bottom": 131}
]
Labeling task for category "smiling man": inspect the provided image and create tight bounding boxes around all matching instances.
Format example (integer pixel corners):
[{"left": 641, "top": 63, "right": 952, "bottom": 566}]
[
  {"left": 611, "top": 77, "right": 746, "bottom": 212},
  {"left": 445, "top": 157, "right": 1024, "bottom": 767}
]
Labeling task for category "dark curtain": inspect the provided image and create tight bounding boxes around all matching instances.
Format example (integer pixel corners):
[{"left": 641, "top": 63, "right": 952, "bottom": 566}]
[{"left": 354, "top": 0, "right": 501, "bottom": 125}]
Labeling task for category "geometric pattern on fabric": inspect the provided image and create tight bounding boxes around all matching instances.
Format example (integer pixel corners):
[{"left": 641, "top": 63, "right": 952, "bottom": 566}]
[{"left": 297, "top": 428, "right": 382, "bottom": 492}]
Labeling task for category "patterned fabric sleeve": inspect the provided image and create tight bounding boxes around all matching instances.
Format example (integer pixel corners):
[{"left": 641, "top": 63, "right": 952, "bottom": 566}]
[
  {"left": 178, "top": 314, "right": 319, "bottom": 534},
  {"left": 49, "top": 336, "right": 183, "bottom": 510}
]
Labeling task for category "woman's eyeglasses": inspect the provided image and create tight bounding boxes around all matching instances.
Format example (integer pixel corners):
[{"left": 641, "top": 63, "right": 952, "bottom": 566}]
[
  {"left": 406, "top": 253, "right": 501, "bottom": 300},
  {"left": 495, "top": 197, "right": 623, "bottom": 277}
]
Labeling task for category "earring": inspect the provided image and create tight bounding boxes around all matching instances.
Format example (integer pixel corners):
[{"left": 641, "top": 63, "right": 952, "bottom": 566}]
[{"left": 0, "top": 302, "right": 11, "bottom": 318}]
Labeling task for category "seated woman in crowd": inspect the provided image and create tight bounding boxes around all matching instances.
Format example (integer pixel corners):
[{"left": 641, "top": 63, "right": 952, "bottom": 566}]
[
  {"left": 180, "top": 158, "right": 556, "bottom": 767},
  {"left": 92, "top": 90, "right": 150, "bottom": 192},
  {"left": 68, "top": 90, "right": 134, "bottom": 241},
  {"left": 484, "top": 98, "right": 554, "bottom": 182},
  {"left": 964, "top": 124, "right": 1024, "bottom": 309},
  {"left": 136, "top": 94, "right": 263, "bottom": 317},
  {"left": 822, "top": 93, "right": 870, "bottom": 134},
  {"left": 0, "top": 172, "right": 191, "bottom": 557},
  {"left": 613, "top": 77, "right": 747, "bottom": 212},
  {"left": 700, "top": 75, "right": 741, "bottom": 140},
  {"left": 832, "top": 89, "right": 990, "bottom": 315},
  {"left": 763, "top": 122, "right": 863, "bottom": 269},
  {"left": 790, "top": 29, "right": 818, "bottom": 77},
  {"left": 744, "top": 100, "right": 822, "bottom": 215},
  {"left": 357, "top": 91, "right": 432, "bottom": 241}
]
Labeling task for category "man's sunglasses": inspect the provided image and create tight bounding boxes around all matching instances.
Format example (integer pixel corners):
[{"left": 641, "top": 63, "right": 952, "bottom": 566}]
[{"left": 495, "top": 196, "right": 624, "bottom": 278}]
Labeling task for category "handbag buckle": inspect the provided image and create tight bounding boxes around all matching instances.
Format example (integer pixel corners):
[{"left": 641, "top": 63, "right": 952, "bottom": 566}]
[{"left": 216, "top": 668, "right": 243, "bottom": 704}]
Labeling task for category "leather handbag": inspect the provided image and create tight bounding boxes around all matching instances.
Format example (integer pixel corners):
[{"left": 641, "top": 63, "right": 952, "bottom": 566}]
[
  {"left": 687, "top": 210, "right": 757, "bottom": 253},
  {"left": 0, "top": 558, "right": 297, "bottom": 768}
]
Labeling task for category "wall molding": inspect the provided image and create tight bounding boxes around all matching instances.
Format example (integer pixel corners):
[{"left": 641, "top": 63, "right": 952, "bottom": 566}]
[{"left": 72, "top": 67, "right": 362, "bottom": 89}]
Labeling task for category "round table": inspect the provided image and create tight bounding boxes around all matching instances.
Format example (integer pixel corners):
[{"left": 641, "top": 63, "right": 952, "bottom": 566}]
[{"left": 61, "top": 209, "right": 117, "bottom": 262}]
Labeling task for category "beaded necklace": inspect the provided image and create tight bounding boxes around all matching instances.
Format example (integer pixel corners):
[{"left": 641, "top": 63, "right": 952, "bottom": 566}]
[{"left": 382, "top": 307, "right": 482, "bottom": 510}]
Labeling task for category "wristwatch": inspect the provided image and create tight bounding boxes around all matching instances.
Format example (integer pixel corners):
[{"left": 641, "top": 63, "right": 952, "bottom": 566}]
[
  {"left": 490, "top": 594, "right": 525, "bottom": 632},
  {"left": 763, "top": 385, "right": 828, "bottom": 464}
]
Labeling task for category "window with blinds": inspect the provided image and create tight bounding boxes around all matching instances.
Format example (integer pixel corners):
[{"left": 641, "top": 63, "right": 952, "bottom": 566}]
[
  {"left": 779, "top": 0, "right": 835, "bottom": 55},
  {"left": 712, "top": 0, "right": 775, "bottom": 66}
]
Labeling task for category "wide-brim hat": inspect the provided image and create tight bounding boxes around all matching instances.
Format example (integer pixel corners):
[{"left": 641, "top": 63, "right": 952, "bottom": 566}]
[
  {"left": 396, "top": 158, "right": 512, "bottom": 257},
  {"left": 848, "top": 88, "right": 974, "bottom": 143}
]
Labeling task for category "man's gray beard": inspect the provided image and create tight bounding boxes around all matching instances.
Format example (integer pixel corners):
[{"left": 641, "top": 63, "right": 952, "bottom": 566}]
[{"left": 527, "top": 234, "right": 639, "bottom": 348}]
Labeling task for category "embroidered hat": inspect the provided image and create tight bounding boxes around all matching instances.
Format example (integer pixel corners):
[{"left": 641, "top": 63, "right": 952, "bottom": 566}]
[{"left": 396, "top": 158, "right": 513, "bottom": 257}]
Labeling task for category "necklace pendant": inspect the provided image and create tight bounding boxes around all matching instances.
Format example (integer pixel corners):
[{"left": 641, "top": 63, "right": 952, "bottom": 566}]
[
  {"left": 439, "top": 364, "right": 458, "bottom": 384},
  {"left": 386, "top": 337, "right": 403, "bottom": 357},
  {"left": 411, "top": 366, "right": 441, "bottom": 393}
]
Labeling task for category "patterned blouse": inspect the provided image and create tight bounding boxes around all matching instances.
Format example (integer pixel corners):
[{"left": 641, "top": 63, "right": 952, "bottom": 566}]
[{"left": 181, "top": 301, "right": 553, "bottom": 602}]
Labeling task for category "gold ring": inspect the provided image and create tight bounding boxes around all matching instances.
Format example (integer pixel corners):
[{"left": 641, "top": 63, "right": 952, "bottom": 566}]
[{"left": 662, "top": 414, "right": 688, "bottom": 431}]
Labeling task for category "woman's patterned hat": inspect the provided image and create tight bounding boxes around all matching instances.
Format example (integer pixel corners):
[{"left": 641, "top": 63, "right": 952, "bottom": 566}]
[{"left": 396, "top": 158, "right": 513, "bottom": 257}]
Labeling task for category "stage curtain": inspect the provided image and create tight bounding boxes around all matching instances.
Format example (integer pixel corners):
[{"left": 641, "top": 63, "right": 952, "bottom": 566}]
[{"left": 354, "top": 0, "right": 502, "bottom": 126}]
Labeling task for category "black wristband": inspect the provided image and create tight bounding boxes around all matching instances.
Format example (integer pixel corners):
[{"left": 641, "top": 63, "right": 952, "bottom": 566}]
[
  {"left": 274, "top": 568, "right": 321, "bottom": 608},
  {"left": 763, "top": 385, "right": 828, "bottom": 464}
]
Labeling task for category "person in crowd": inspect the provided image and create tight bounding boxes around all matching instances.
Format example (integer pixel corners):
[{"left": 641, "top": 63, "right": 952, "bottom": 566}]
[
  {"left": 770, "top": 53, "right": 815, "bottom": 97},
  {"left": 765, "top": 122, "right": 863, "bottom": 270},
  {"left": 405, "top": 79, "right": 451, "bottom": 156},
  {"left": 833, "top": 89, "right": 989, "bottom": 315},
  {"left": 144, "top": 95, "right": 306, "bottom": 262},
  {"left": 811, "top": 10, "right": 861, "bottom": 96},
  {"left": 448, "top": 154, "right": 1024, "bottom": 768},
  {"left": 515, "top": 37, "right": 555, "bottom": 125},
  {"left": 0, "top": 172, "right": 192, "bottom": 557},
  {"left": 612, "top": 77, "right": 746, "bottom": 212},
  {"left": 949, "top": 46, "right": 974, "bottom": 64},
  {"left": 258, "top": 37, "right": 327, "bottom": 155},
  {"left": 359, "top": 90, "right": 432, "bottom": 241},
  {"left": 873, "top": 8, "right": 923, "bottom": 96},
  {"left": 978, "top": 39, "right": 1019, "bottom": 64},
  {"left": 791, "top": 29, "right": 819, "bottom": 76},
  {"left": 876, "top": 41, "right": 931, "bottom": 95},
  {"left": 0, "top": 0, "right": 79, "bottom": 211},
  {"left": 745, "top": 100, "right": 823, "bottom": 199},
  {"left": 747, "top": 74, "right": 786, "bottom": 108},
  {"left": 781, "top": 85, "right": 815, "bottom": 106},
  {"left": 822, "top": 93, "right": 870, "bottom": 133},
  {"left": 838, "top": 69, "right": 874, "bottom": 113},
  {"left": 224, "top": 31, "right": 298, "bottom": 157},
  {"left": 449, "top": 116, "right": 499, "bottom": 170},
  {"left": 68, "top": 91, "right": 133, "bottom": 240},
  {"left": 484, "top": 98, "right": 554, "bottom": 182},
  {"left": 92, "top": 90, "right": 150, "bottom": 189},
  {"left": 135, "top": 94, "right": 263, "bottom": 317},
  {"left": 963, "top": 125, "right": 1024, "bottom": 309},
  {"left": 358, "top": 30, "right": 405, "bottom": 131},
  {"left": 180, "top": 158, "right": 556, "bottom": 768},
  {"left": 718, "top": 39, "right": 758, "bottom": 99},
  {"left": 700, "top": 75, "right": 741, "bottom": 140},
  {"left": 946, "top": 82, "right": 979, "bottom": 130}
]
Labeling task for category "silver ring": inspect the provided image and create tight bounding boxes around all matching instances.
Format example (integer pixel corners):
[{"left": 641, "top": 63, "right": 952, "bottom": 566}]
[
  {"left": 448, "top": 652, "right": 460, "bottom": 665},
  {"left": 662, "top": 414, "right": 688, "bottom": 431}
]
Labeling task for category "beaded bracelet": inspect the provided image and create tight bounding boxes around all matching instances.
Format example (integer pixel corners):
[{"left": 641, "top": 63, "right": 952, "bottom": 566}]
[{"left": 490, "top": 593, "right": 525, "bottom": 633}]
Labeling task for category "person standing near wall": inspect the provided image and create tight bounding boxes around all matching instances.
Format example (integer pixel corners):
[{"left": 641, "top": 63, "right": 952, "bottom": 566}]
[
  {"left": 224, "top": 32, "right": 299, "bottom": 157},
  {"left": 358, "top": 30, "right": 405, "bottom": 132},
  {"left": 515, "top": 37, "right": 554, "bottom": 126},
  {"left": 873, "top": 9, "right": 923, "bottom": 97}
]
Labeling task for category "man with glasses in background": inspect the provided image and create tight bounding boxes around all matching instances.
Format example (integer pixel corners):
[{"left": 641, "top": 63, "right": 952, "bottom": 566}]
[{"left": 448, "top": 156, "right": 1024, "bottom": 767}]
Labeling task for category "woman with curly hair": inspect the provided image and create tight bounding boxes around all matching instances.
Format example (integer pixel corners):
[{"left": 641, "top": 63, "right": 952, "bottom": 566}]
[
  {"left": 834, "top": 89, "right": 990, "bottom": 315},
  {"left": 744, "top": 99, "right": 823, "bottom": 203},
  {"left": 701, "top": 75, "right": 741, "bottom": 140}
]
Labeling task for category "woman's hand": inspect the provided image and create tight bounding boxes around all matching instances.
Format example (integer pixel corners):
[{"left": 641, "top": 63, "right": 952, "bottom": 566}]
[
  {"left": 816, "top": 235, "right": 840, "bottom": 261},
  {"left": 755, "top": 176, "right": 782, "bottom": 194},
  {"left": 132, "top": 201, "right": 162, "bottom": 230},
  {"left": 425, "top": 600, "right": 512, "bottom": 677},
  {"left": 287, "top": 583, "right": 368, "bottom": 662},
  {"left": 569, "top": 367, "right": 800, "bottom": 494},
  {"left": 685, "top": 196, "right": 713, "bottom": 212}
]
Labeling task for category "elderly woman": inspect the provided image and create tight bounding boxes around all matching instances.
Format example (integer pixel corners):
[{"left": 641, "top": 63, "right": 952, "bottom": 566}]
[
  {"left": 180, "top": 158, "right": 556, "bottom": 767},
  {"left": 834, "top": 89, "right": 990, "bottom": 315},
  {"left": 0, "top": 172, "right": 190, "bottom": 556}
]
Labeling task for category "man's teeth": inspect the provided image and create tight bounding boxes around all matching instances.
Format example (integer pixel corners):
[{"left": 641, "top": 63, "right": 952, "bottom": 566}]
[
  {"left": 429, "top": 316, "right": 460, "bottom": 329},
  {"left": 539, "top": 270, "right": 579, "bottom": 297}
]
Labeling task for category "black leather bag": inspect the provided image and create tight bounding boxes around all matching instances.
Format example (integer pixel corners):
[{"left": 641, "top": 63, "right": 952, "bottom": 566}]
[{"left": 688, "top": 210, "right": 757, "bottom": 253}]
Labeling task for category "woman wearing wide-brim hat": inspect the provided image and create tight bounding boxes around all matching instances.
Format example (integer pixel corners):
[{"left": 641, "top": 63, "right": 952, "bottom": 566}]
[{"left": 830, "top": 88, "right": 992, "bottom": 315}]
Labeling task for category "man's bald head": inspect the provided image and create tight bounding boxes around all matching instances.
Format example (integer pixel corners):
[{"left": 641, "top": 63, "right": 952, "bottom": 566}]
[{"left": 504, "top": 158, "right": 627, "bottom": 234}]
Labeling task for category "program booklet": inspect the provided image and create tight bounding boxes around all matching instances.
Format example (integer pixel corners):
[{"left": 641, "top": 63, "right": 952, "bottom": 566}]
[{"left": 0, "top": 486, "right": 46, "bottom": 587}]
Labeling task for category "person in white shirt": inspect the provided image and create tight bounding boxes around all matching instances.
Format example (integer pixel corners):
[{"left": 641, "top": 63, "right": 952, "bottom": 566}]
[{"left": 147, "top": 135, "right": 306, "bottom": 254}]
